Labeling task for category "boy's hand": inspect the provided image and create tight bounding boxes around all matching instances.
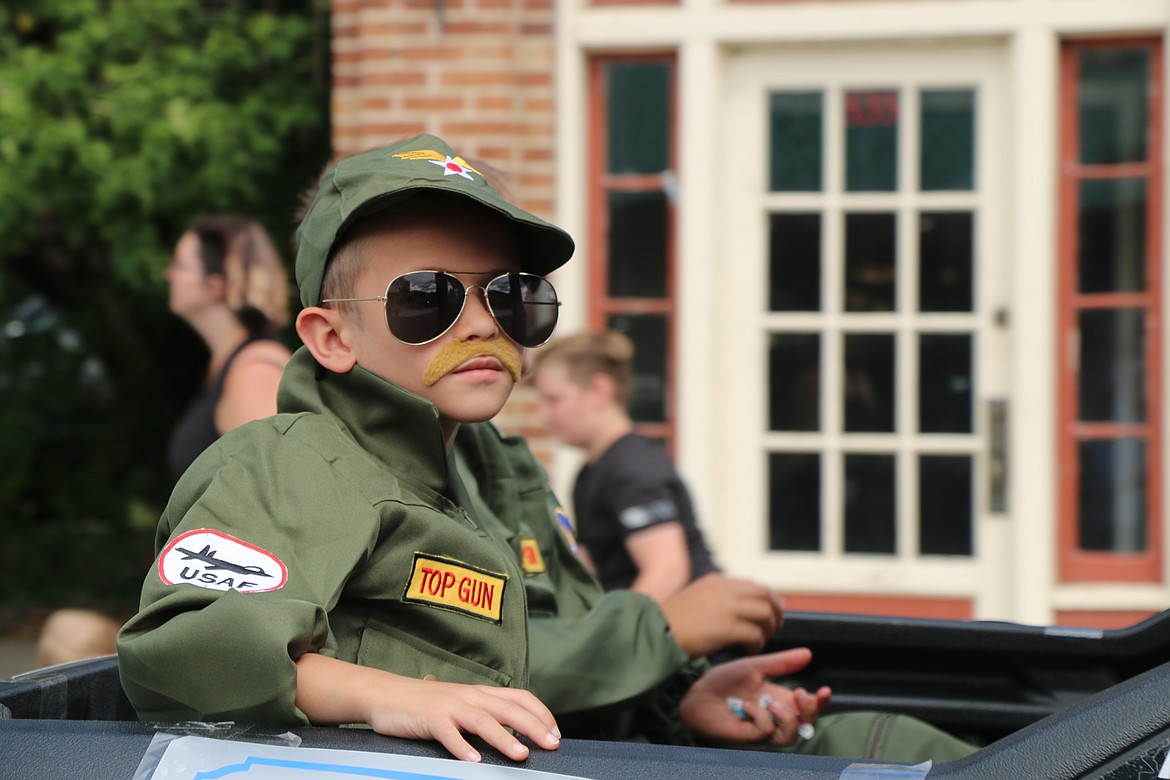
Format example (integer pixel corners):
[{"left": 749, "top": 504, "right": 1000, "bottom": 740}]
[
  {"left": 366, "top": 679, "right": 561, "bottom": 762},
  {"left": 678, "top": 648, "right": 831, "bottom": 745},
  {"left": 295, "top": 652, "right": 560, "bottom": 762},
  {"left": 659, "top": 573, "right": 784, "bottom": 658}
]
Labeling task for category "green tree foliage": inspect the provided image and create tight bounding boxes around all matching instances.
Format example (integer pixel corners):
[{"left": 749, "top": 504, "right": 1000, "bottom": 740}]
[{"left": 0, "top": 0, "right": 331, "bottom": 612}]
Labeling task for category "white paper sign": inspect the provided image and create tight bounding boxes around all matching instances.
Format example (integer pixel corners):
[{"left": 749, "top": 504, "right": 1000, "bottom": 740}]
[{"left": 144, "top": 735, "right": 592, "bottom": 780}]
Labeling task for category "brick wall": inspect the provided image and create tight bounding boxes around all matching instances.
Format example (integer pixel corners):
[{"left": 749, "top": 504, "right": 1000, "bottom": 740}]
[{"left": 331, "top": 0, "right": 561, "bottom": 468}]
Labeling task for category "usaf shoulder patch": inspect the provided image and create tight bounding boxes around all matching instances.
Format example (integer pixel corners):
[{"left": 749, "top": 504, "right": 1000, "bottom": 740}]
[{"left": 159, "top": 528, "right": 288, "bottom": 594}]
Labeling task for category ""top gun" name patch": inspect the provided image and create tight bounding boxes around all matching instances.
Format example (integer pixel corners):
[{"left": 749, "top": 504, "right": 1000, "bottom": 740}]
[{"left": 403, "top": 553, "right": 507, "bottom": 623}]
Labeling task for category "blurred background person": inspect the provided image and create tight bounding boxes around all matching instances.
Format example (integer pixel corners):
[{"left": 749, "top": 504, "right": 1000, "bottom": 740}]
[
  {"left": 164, "top": 214, "right": 292, "bottom": 480},
  {"left": 36, "top": 215, "right": 293, "bottom": 667},
  {"left": 532, "top": 329, "right": 720, "bottom": 603}
]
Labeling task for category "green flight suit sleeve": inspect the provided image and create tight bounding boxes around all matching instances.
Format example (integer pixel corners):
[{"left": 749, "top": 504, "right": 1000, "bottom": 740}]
[
  {"left": 117, "top": 422, "right": 376, "bottom": 724},
  {"left": 516, "top": 458, "right": 705, "bottom": 742},
  {"left": 525, "top": 553, "right": 690, "bottom": 713}
]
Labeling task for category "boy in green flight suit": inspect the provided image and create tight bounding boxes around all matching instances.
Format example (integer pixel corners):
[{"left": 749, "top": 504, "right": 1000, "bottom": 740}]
[
  {"left": 119, "top": 134, "right": 573, "bottom": 763},
  {"left": 120, "top": 133, "right": 826, "bottom": 763}
]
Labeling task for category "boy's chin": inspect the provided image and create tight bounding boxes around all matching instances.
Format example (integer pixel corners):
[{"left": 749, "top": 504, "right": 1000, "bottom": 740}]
[{"left": 434, "top": 392, "right": 513, "bottom": 425}]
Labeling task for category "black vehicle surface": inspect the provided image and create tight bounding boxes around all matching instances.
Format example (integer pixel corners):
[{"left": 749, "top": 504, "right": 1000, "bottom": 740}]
[{"left": 4, "top": 611, "right": 1170, "bottom": 779}]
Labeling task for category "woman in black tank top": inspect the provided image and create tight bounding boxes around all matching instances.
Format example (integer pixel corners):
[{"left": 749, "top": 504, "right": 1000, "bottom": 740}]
[
  {"left": 38, "top": 215, "right": 293, "bottom": 668},
  {"left": 164, "top": 215, "right": 293, "bottom": 480}
]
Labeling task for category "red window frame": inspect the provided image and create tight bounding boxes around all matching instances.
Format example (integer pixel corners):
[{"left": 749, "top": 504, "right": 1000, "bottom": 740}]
[
  {"left": 1057, "top": 38, "right": 1164, "bottom": 582},
  {"left": 587, "top": 54, "right": 679, "bottom": 450}
]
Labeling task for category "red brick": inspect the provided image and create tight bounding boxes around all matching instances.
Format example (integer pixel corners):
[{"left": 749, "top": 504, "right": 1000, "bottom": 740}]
[
  {"left": 443, "top": 21, "right": 512, "bottom": 35},
  {"left": 359, "top": 72, "right": 427, "bottom": 86},
  {"left": 357, "top": 21, "right": 429, "bottom": 36},
  {"left": 403, "top": 96, "right": 466, "bottom": 110},
  {"left": 476, "top": 96, "right": 513, "bottom": 110},
  {"left": 359, "top": 122, "right": 428, "bottom": 138},
  {"left": 442, "top": 71, "right": 515, "bottom": 87},
  {"left": 442, "top": 121, "right": 516, "bottom": 136}
]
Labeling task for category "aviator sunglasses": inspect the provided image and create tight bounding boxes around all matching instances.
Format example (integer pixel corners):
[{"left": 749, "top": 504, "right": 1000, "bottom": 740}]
[{"left": 322, "top": 271, "right": 561, "bottom": 348}]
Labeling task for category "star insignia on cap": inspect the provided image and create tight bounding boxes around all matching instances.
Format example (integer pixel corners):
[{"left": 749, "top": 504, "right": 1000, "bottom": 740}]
[{"left": 391, "top": 150, "right": 481, "bottom": 181}]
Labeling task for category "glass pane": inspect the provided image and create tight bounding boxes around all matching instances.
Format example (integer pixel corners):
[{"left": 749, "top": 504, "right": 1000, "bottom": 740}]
[
  {"left": 1078, "top": 178, "right": 1147, "bottom": 294},
  {"left": 845, "top": 213, "right": 896, "bottom": 312},
  {"left": 919, "top": 334, "right": 973, "bottom": 433},
  {"left": 846, "top": 89, "right": 898, "bottom": 192},
  {"left": 769, "top": 213, "right": 821, "bottom": 311},
  {"left": 609, "top": 314, "right": 667, "bottom": 422},
  {"left": 1078, "top": 438, "right": 1147, "bottom": 552},
  {"left": 844, "top": 333, "right": 895, "bottom": 432},
  {"left": 607, "top": 62, "right": 670, "bottom": 174},
  {"left": 769, "top": 91, "right": 823, "bottom": 192},
  {"left": 607, "top": 191, "right": 667, "bottom": 298},
  {"left": 769, "top": 333, "right": 820, "bottom": 431},
  {"left": 919, "top": 455, "right": 973, "bottom": 556},
  {"left": 1079, "top": 308, "right": 1145, "bottom": 423},
  {"left": 844, "top": 454, "right": 896, "bottom": 554},
  {"left": 920, "top": 89, "right": 975, "bottom": 191},
  {"left": 769, "top": 452, "right": 821, "bottom": 551},
  {"left": 919, "top": 211, "right": 974, "bottom": 312},
  {"left": 1079, "top": 48, "right": 1149, "bottom": 166}
]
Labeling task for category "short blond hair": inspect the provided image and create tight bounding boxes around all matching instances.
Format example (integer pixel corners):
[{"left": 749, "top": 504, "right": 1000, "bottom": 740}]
[{"left": 531, "top": 329, "right": 635, "bottom": 408}]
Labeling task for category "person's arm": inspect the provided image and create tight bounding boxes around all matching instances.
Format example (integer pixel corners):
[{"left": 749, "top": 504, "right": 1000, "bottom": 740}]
[
  {"left": 659, "top": 573, "right": 784, "bottom": 658},
  {"left": 625, "top": 522, "right": 690, "bottom": 603},
  {"left": 295, "top": 653, "right": 561, "bottom": 763},
  {"left": 216, "top": 342, "right": 291, "bottom": 432}
]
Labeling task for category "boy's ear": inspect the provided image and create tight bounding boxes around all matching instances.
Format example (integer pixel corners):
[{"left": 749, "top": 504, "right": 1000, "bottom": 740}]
[{"left": 296, "top": 306, "right": 358, "bottom": 373}]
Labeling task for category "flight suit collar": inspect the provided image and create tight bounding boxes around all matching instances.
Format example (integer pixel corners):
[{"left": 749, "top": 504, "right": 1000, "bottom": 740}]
[{"left": 278, "top": 347, "right": 450, "bottom": 496}]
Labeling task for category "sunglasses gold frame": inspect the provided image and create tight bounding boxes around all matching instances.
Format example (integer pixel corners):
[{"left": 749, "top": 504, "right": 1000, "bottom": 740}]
[{"left": 321, "top": 270, "right": 561, "bottom": 347}]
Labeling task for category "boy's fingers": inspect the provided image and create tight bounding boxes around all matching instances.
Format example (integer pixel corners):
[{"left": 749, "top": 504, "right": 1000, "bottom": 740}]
[
  {"left": 760, "top": 694, "right": 801, "bottom": 745},
  {"left": 743, "top": 702, "right": 776, "bottom": 736},
  {"left": 491, "top": 696, "right": 562, "bottom": 751},
  {"left": 472, "top": 688, "right": 560, "bottom": 748},
  {"left": 493, "top": 688, "right": 561, "bottom": 740},
  {"left": 795, "top": 688, "right": 820, "bottom": 724},
  {"left": 431, "top": 722, "right": 482, "bottom": 763},
  {"left": 459, "top": 709, "right": 531, "bottom": 762}
]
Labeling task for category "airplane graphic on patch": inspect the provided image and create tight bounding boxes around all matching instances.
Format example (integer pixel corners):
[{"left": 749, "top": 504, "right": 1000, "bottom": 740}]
[
  {"left": 391, "top": 149, "right": 481, "bottom": 180},
  {"left": 176, "top": 545, "right": 274, "bottom": 578}
]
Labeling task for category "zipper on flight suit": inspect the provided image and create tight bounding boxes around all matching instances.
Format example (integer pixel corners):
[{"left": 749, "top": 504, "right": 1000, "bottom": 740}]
[{"left": 455, "top": 505, "right": 477, "bottom": 528}]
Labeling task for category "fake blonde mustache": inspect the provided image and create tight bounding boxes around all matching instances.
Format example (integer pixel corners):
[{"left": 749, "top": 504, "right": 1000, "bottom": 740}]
[{"left": 422, "top": 338, "right": 523, "bottom": 386}]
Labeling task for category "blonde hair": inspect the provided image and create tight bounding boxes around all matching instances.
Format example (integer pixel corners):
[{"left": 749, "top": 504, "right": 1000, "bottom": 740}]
[
  {"left": 532, "top": 329, "right": 635, "bottom": 409},
  {"left": 190, "top": 215, "right": 291, "bottom": 334}
]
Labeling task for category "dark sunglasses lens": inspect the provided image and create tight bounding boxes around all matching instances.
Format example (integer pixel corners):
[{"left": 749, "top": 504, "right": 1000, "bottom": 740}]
[
  {"left": 385, "top": 272, "right": 465, "bottom": 344},
  {"left": 486, "top": 274, "right": 559, "bottom": 347}
]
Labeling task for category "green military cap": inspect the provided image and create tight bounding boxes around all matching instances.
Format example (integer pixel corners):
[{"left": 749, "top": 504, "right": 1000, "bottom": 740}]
[{"left": 295, "top": 133, "right": 575, "bottom": 308}]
